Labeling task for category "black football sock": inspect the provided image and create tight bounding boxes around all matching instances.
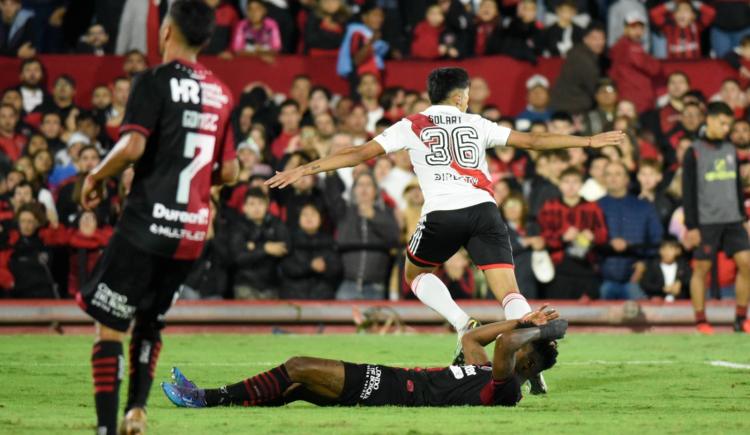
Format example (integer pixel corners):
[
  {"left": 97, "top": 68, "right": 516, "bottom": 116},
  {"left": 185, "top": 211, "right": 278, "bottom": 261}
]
[
  {"left": 92, "top": 341, "right": 123, "bottom": 435},
  {"left": 204, "top": 364, "right": 292, "bottom": 407},
  {"left": 126, "top": 323, "right": 163, "bottom": 411}
]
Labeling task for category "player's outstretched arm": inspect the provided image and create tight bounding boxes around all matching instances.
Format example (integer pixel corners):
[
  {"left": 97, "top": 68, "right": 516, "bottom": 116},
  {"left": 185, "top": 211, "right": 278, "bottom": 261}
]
[
  {"left": 265, "top": 140, "right": 386, "bottom": 189},
  {"left": 81, "top": 132, "right": 146, "bottom": 209},
  {"left": 506, "top": 130, "right": 625, "bottom": 151}
]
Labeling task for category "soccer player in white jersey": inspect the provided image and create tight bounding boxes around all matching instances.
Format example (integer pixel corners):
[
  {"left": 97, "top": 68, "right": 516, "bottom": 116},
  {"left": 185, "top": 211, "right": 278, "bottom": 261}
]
[{"left": 267, "top": 67, "right": 624, "bottom": 393}]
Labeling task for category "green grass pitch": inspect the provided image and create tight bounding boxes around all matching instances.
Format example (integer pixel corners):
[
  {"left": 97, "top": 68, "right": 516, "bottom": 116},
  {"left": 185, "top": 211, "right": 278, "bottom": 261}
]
[{"left": 1, "top": 333, "right": 749, "bottom": 434}]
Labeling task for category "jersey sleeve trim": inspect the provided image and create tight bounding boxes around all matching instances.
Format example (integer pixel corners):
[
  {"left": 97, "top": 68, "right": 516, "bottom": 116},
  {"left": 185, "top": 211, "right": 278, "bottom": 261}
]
[
  {"left": 119, "top": 124, "right": 151, "bottom": 138},
  {"left": 477, "top": 263, "right": 514, "bottom": 271}
]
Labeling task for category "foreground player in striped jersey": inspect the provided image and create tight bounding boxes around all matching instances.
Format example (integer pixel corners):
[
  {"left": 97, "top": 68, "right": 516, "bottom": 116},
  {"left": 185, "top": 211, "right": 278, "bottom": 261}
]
[
  {"left": 78, "top": 2, "right": 238, "bottom": 433},
  {"left": 267, "top": 67, "right": 623, "bottom": 394},
  {"left": 163, "top": 306, "right": 566, "bottom": 409}
]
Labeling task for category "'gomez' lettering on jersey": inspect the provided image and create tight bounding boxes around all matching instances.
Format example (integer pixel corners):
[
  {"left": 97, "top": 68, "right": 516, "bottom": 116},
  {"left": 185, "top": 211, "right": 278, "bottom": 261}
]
[
  {"left": 374, "top": 105, "right": 511, "bottom": 216},
  {"left": 117, "top": 61, "right": 236, "bottom": 260}
]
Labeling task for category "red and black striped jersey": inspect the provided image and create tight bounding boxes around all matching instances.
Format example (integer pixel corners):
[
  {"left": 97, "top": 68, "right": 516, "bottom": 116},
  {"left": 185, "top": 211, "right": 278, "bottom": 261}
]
[{"left": 118, "top": 60, "right": 235, "bottom": 260}]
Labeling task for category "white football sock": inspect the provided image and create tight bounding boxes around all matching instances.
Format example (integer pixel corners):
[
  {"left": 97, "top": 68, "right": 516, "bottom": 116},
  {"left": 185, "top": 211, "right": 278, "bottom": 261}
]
[
  {"left": 502, "top": 292, "right": 531, "bottom": 320},
  {"left": 411, "top": 273, "right": 470, "bottom": 331}
]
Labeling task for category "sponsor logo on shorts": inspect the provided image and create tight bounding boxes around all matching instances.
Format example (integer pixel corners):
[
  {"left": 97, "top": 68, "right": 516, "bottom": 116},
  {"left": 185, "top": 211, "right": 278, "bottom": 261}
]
[
  {"left": 360, "top": 365, "right": 382, "bottom": 400},
  {"left": 139, "top": 341, "right": 152, "bottom": 364},
  {"left": 90, "top": 282, "right": 136, "bottom": 320}
]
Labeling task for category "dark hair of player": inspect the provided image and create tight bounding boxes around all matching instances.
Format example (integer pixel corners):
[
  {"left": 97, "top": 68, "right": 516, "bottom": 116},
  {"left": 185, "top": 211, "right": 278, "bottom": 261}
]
[
  {"left": 169, "top": 0, "right": 216, "bottom": 48},
  {"left": 245, "top": 186, "right": 269, "bottom": 202},
  {"left": 559, "top": 167, "right": 584, "bottom": 181},
  {"left": 427, "top": 67, "right": 470, "bottom": 104},
  {"left": 706, "top": 101, "right": 734, "bottom": 118},
  {"left": 531, "top": 340, "right": 558, "bottom": 372}
]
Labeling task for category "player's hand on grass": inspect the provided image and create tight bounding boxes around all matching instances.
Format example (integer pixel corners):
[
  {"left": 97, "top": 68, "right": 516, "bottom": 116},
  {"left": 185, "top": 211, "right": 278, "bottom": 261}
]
[
  {"left": 520, "top": 304, "right": 559, "bottom": 326},
  {"left": 266, "top": 166, "right": 306, "bottom": 189},
  {"left": 589, "top": 131, "right": 625, "bottom": 149},
  {"left": 80, "top": 174, "right": 103, "bottom": 210}
]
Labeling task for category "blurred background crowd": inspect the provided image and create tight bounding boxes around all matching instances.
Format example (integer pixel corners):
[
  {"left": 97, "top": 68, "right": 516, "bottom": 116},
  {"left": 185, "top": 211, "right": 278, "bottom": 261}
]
[{"left": 1, "top": 0, "right": 750, "bottom": 303}]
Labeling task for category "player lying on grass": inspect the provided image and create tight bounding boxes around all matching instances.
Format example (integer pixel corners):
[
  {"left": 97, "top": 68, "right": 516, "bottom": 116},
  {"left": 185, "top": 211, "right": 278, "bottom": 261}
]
[
  {"left": 266, "top": 66, "right": 623, "bottom": 394},
  {"left": 162, "top": 306, "right": 565, "bottom": 408}
]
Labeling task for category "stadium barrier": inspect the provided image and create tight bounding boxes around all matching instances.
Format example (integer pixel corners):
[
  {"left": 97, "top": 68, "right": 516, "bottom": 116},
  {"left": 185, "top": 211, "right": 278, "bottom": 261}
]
[
  {"left": 0, "top": 55, "right": 736, "bottom": 115},
  {"left": 0, "top": 299, "right": 738, "bottom": 326}
]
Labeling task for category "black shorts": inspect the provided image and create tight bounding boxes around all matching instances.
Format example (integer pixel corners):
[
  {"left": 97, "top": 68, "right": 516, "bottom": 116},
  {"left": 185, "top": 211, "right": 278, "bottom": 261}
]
[
  {"left": 339, "top": 363, "right": 414, "bottom": 407},
  {"left": 406, "top": 202, "right": 514, "bottom": 271},
  {"left": 695, "top": 222, "right": 750, "bottom": 260},
  {"left": 77, "top": 233, "right": 195, "bottom": 332}
]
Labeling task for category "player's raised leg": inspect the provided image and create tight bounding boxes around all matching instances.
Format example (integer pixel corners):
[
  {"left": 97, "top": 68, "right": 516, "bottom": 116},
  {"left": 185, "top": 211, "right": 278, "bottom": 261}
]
[{"left": 404, "top": 258, "right": 471, "bottom": 333}]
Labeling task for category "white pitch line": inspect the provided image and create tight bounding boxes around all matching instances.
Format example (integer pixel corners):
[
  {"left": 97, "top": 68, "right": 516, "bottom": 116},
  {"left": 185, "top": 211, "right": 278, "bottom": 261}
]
[{"left": 708, "top": 360, "right": 750, "bottom": 370}]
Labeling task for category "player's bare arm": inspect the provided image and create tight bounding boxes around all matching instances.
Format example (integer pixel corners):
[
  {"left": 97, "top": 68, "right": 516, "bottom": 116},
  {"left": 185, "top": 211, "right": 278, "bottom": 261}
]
[
  {"left": 506, "top": 130, "right": 626, "bottom": 151},
  {"left": 265, "top": 140, "right": 385, "bottom": 189},
  {"left": 80, "top": 131, "right": 146, "bottom": 210},
  {"left": 461, "top": 305, "right": 560, "bottom": 366}
]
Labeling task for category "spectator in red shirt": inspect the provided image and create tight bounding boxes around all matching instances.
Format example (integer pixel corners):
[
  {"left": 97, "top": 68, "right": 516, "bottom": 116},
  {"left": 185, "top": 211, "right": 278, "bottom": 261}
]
[
  {"left": 304, "top": 0, "right": 349, "bottom": 56},
  {"left": 269, "top": 100, "right": 301, "bottom": 164},
  {"left": 0, "top": 103, "right": 25, "bottom": 161},
  {"left": 650, "top": 0, "right": 715, "bottom": 59},
  {"left": 410, "top": 4, "right": 446, "bottom": 60},
  {"left": 538, "top": 167, "right": 608, "bottom": 299},
  {"left": 473, "top": 0, "right": 504, "bottom": 56},
  {"left": 610, "top": 11, "right": 662, "bottom": 114},
  {"left": 66, "top": 210, "right": 112, "bottom": 297}
]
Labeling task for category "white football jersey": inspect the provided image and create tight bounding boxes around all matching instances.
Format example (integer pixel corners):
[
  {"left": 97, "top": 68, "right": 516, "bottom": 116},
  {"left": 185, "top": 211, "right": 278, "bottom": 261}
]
[{"left": 374, "top": 105, "right": 511, "bottom": 216}]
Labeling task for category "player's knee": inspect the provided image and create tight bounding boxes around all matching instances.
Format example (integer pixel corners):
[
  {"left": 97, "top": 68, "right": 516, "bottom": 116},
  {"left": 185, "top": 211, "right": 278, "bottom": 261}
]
[
  {"left": 283, "top": 357, "right": 307, "bottom": 378},
  {"left": 96, "top": 323, "right": 125, "bottom": 342}
]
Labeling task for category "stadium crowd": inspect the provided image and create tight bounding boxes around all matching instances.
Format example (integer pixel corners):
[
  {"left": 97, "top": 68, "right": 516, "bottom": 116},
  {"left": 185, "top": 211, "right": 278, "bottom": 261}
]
[{"left": 1, "top": 0, "right": 750, "bottom": 305}]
